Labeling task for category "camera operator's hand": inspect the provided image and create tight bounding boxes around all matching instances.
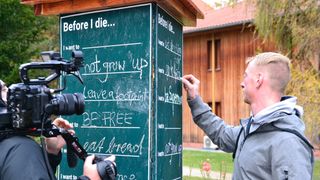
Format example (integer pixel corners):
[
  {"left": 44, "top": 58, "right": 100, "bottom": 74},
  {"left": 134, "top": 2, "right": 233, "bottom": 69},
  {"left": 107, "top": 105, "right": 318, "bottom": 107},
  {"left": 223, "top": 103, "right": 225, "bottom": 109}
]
[
  {"left": 83, "top": 155, "right": 116, "bottom": 180},
  {"left": 45, "top": 117, "right": 74, "bottom": 155},
  {"left": 83, "top": 155, "right": 100, "bottom": 180}
]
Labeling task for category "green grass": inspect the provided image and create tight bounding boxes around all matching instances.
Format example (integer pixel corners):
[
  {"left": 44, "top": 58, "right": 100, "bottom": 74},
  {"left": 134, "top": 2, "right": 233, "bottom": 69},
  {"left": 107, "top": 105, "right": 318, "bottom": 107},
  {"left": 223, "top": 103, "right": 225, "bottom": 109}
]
[
  {"left": 314, "top": 159, "right": 320, "bottom": 180},
  {"left": 182, "top": 176, "right": 208, "bottom": 180},
  {"left": 183, "top": 149, "right": 233, "bottom": 173},
  {"left": 183, "top": 149, "right": 320, "bottom": 179}
]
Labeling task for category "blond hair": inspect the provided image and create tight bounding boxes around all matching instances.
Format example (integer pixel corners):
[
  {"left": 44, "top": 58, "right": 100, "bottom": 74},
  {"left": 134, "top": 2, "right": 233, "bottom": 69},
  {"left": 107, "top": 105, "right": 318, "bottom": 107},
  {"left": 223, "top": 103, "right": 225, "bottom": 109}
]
[{"left": 246, "top": 52, "right": 291, "bottom": 94}]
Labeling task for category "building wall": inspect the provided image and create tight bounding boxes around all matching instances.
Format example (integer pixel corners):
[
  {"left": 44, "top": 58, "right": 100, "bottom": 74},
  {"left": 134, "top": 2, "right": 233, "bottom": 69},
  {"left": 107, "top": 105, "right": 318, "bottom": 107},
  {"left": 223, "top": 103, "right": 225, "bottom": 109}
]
[
  {"left": 183, "top": 32, "right": 212, "bottom": 143},
  {"left": 182, "top": 26, "right": 275, "bottom": 144}
]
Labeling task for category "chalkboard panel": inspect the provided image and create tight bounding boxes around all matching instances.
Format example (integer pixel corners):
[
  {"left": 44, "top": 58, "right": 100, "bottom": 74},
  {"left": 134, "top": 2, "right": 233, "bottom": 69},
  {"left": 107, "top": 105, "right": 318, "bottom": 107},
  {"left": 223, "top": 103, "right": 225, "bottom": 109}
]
[
  {"left": 155, "top": 6, "right": 183, "bottom": 180},
  {"left": 59, "top": 4, "right": 151, "bottom": 180},
  {"left": 58, "top": 3, "right": 183, "bottom": 180}
]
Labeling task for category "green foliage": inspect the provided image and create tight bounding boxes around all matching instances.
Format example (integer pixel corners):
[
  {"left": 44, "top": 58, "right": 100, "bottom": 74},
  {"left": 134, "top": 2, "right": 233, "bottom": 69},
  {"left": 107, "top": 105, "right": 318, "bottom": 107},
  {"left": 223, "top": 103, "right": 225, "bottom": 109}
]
[
  {"left": 0, "top": 0, "right": 58, "bottom": 85},
  {"left": 253, "top": 0, "right": 320, "bottom": 59},
  {"left": 29, "top": 16, "right": 59, "bottom": 53},
  {"left": 314, "top": 159, "right": 320, "bottom": 179},
  {"left": 286, "top": 65, "right": 320, "bottom": 144}
]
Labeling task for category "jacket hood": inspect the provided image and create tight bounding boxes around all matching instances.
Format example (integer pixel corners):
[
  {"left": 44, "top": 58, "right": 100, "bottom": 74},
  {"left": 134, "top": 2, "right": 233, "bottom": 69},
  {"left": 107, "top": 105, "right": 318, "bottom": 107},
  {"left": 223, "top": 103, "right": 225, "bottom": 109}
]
[{"left": 249, "top": 96, "right": 305, "bottom": 134}]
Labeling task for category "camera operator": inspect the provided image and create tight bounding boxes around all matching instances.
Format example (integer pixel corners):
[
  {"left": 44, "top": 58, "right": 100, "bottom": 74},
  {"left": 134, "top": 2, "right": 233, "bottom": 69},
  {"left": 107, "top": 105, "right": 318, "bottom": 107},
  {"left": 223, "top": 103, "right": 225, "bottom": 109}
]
[{"left": 0, "top": 80, "right": 115, "bottom": 180}]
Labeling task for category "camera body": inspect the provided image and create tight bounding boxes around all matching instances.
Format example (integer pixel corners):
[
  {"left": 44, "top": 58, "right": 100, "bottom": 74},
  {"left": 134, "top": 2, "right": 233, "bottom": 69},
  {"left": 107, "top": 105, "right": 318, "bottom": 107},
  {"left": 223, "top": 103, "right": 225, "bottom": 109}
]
[
  {"left": 0, "top": 50, "right": 85, "bottom": 130},
  {"left": 7, "top": 83, "right": 84, "bottom": 129}
]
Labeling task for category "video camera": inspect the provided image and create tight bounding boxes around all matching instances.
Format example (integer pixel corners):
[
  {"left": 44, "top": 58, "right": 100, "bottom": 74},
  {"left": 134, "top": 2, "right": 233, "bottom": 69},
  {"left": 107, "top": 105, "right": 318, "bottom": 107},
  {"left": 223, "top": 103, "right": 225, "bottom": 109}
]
[
  {"left": 0, "top": 51, "right": 117, "bottom": 180},
  {"left": 0, "top": 50, "right": 84, "bottom": 130}
]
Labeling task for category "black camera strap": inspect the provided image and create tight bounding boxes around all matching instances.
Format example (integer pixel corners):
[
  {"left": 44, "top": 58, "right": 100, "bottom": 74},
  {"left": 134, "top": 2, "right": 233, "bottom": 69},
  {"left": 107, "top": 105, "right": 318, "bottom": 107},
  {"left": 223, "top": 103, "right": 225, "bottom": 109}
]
[
  {"left": 39, "top": 113, "right": 56, "bottom": 180},
  {"left": 41, "top": 137, "right": 56, "bottom": 180}
]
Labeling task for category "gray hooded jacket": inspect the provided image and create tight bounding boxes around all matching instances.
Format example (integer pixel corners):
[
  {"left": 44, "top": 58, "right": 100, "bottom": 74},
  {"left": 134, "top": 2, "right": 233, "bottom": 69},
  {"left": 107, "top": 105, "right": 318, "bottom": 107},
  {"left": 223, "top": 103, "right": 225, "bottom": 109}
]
[{"left": 188, "top": 96, "right": 314, "bottom": 180}]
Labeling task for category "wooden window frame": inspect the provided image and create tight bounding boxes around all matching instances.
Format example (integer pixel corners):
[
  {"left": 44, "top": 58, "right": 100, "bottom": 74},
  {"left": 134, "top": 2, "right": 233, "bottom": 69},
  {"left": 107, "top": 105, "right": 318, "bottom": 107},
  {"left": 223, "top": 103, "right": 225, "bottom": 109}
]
[
  {"left": 215, "top": 101, "right": 221, "bottom": 117},
  {"left": 207, "top": 40, "right": 212, "bottom": 71},
  {"left": 214, "top": 39, "right": 221, "bottom": 71},
  {"left": 207, "top": 101, "right": 222, "bottom": 117}
]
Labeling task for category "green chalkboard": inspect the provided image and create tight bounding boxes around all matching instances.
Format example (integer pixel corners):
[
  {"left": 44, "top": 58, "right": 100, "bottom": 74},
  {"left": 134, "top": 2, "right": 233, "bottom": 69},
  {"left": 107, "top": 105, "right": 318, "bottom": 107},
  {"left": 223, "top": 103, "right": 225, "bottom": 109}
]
[
  {"left": 58, "top": 3, "right": 182, "bottom": 180},
  {"left": 155, "top": 6, "right": 183, "bottom": 180}
]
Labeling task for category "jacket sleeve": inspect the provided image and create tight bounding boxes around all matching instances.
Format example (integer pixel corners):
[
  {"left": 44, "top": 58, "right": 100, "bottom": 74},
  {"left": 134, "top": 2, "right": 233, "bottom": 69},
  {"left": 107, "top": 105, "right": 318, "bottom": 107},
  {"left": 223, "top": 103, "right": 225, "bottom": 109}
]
[
  {"left": 188, "top": 95, "right": 242, "bottom": 152},
  {"left": 0, "top": 136, "right": 54, "bottom": 180},
  {"left": 271, "top": 134, "right": 314, "bottom": 180}
]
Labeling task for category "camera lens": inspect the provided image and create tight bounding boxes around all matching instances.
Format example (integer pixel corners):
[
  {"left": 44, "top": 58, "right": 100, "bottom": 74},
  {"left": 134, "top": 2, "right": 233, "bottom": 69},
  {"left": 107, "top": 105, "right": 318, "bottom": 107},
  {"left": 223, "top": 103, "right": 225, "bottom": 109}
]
[{"left": 50, "top": 93, "right": 84, "bottom": 115}]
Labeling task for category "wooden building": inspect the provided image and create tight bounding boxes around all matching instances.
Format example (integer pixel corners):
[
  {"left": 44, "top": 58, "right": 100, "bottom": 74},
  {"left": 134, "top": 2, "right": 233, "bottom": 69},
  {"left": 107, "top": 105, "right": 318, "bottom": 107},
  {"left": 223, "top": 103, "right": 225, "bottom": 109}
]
[{"left": 182, "top": 0, "right": 276, "bottom": 146}]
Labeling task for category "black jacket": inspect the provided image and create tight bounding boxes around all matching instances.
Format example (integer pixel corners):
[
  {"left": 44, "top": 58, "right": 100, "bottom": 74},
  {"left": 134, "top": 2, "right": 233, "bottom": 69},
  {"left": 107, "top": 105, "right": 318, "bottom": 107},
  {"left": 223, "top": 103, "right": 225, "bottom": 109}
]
[
  {"left": 0, "top": 136, "right": 90, "bottom": 180},
  {"left": 0, "top": 136, "right": 57, "bottom": 180}
]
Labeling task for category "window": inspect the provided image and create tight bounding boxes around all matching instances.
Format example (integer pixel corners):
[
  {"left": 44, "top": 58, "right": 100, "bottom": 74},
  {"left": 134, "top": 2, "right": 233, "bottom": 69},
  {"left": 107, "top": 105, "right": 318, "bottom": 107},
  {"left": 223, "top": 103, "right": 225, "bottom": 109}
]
[
  {"left": 208, "top": 102, "right": 212, "bottom": 111},
  {"left": 215, "top": 102, "right": 221, "bottom": 117},
  {"left": 214, "top": 39, "right": 221, "bottom": 71},
  {"left": 207, "top": 101, "right": 221, "bottom": 117},
  {"left": 207, "top": 40, "right": 212, "bottom": 71}
]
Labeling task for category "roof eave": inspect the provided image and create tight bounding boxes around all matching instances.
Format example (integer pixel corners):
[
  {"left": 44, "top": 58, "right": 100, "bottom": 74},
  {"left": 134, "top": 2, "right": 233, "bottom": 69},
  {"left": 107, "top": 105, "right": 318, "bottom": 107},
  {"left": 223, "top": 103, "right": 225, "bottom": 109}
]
[{"left": 183, "top": 19, "right": 253, "bottom": 34}]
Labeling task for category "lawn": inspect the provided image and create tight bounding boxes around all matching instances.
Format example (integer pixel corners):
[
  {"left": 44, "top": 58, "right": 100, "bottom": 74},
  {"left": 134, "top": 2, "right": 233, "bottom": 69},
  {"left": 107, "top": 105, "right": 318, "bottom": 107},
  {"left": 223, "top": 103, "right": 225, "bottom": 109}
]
[
  {"left": 183, "top": 149, "right": 320, "bottom": 179},
  {"left": 183, "top": 149, "right": 234, "bottom": 174}
]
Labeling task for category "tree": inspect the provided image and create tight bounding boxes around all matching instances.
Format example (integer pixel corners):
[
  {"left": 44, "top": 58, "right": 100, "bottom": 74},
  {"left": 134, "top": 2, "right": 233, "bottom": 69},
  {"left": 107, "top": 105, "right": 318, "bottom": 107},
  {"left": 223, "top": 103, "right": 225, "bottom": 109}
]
[
  {"left": 251, "top": 0, "right": 320, "bottom": 145},
  {"left": 253, "top": 0, "right": 320, "bottom": 61},
  {"left": 286, "top": 66, "right": 320, "bottom": 144},
  {"left": 0, "top": 0, "right": 58, "bottom": 84}
]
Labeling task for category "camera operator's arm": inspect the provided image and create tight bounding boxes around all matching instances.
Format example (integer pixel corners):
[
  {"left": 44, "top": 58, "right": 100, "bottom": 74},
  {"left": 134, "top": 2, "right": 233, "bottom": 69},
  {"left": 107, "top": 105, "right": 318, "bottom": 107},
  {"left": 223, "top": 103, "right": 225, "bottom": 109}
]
[
  {"left": 45, "top": 117, "right": 74, "bottom": 155},
  {"left": 45, "top": 117, "right": 74, "bottom": 173}
]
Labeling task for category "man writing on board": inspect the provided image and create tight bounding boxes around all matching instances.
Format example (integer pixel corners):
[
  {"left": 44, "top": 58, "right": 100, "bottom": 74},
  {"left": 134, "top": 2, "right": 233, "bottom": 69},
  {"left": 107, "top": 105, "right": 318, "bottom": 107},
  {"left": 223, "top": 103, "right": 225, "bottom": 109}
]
[{"left": 182, "top": 52, "right": 314, "bottom": 179}]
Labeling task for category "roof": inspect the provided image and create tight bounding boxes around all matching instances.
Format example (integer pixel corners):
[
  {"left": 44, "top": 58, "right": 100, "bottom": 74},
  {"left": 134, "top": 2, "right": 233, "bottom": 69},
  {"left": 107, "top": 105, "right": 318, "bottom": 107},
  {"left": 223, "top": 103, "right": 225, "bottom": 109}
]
[
  {"left": 20, "top": 0, "right": 204, "bottom": 26},
  {"left": 184, "top": 0, "right": 255, "bottom": 33}
]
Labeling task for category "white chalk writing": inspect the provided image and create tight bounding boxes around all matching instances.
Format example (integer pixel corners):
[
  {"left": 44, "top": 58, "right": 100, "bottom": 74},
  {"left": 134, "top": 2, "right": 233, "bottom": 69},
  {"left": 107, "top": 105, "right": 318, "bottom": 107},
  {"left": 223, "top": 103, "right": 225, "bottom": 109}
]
[
  {"left": 158, "top": 14, "right": 175, "bottom": 34},
  {"left": 63, "top": 44, "right": 80, "bottom": 50},
  {"left": 158, "top": 124, "right": 164, "bottom": 129},
  {"left": 83, "top": 86, "right": 149, "bottom": 104},
  {"left": 106, "top": 135, "right": 145, "bottom": 155},
  {"left": 82, "top": 111, "right": 133, "bottom": 127},
  {"left": 62, "top": 17, "right": 115, "bottom": 32},
  {"left": 83, "top": 137, "right": 105, "bottom": 153},
  {"left": 158, "top": 140, "right": 182, "bottom": 157},
  {"left": 158, "top": 39, "right": 181, "bottom": 57},
  {"left": 117, "top": 173, "right": 136, "bottom": 180},
  {"left": 164, "top": 85, "right": 182, "bottom": 105},
  {"left": 60, "top": 174, "right": 78, "bottom": 180},
  {"left": 82, "top": 53, "right": 148, "bottom": 82},
  {"left": 158, "top": 61, "right": 181, "bottom": 81}
]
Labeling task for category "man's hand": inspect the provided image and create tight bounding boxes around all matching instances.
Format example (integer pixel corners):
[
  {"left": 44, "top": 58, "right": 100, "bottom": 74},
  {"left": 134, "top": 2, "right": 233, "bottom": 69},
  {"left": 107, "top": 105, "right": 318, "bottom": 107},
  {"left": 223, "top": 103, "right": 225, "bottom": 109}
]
[
  {"left": 83, "top": 155, "right": 100, "bottom": 180},
  {"left": 83, "top": 155, "right": 116, "bottom": 180},
  {"left": 182, "top": 74, "right": 200, "bottom": 100},
  {"left": 45, "top": 118, "right": 74, "bottom": 155}
]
